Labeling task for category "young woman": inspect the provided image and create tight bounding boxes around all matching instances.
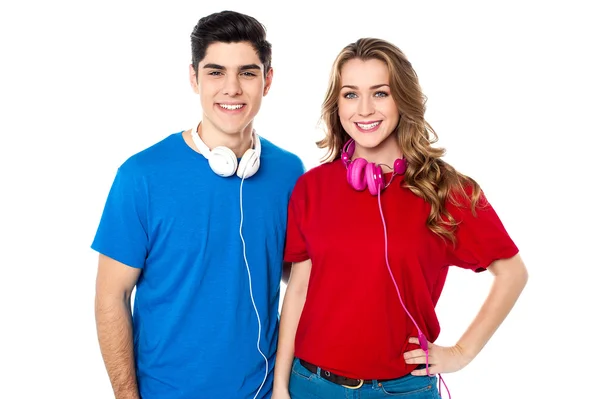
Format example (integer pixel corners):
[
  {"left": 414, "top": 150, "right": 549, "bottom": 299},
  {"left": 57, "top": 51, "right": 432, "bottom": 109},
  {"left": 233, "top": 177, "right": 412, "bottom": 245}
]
[{"left": 272, "top": 38, "right": 528, "bottom": 399}]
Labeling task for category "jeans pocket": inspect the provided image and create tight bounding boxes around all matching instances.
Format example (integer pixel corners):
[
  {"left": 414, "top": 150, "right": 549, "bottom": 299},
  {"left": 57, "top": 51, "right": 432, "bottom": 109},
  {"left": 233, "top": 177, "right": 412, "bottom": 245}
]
[
  {"left": 380, "top": 374, "right": 437, "bottom": 397},
  {"left": 291, "top": 358, "right": 315, "bottom": 381}
]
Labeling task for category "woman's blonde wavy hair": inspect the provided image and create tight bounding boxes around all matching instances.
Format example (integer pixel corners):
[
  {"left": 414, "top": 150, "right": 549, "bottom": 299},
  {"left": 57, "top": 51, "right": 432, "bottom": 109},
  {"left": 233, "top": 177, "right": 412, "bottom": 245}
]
[{"left": 317, "top": 38, "right": 482, "bottom": 243}]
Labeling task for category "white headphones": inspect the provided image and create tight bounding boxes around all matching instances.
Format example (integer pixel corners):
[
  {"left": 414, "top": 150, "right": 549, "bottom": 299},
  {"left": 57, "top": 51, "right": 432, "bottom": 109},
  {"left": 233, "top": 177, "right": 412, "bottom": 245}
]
[{"left": 191, "top": 123, "right": 261, "bottom": 179}]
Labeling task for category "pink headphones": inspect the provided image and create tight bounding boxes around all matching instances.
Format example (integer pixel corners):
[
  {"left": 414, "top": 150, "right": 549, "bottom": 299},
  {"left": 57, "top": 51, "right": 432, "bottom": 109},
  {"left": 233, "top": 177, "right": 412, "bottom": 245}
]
[
  {"left": 342, "top": 137, "right": 449, "bottom": 397},
  {"left": 341, "top": 138, "right": 408, "bottom": 195}
]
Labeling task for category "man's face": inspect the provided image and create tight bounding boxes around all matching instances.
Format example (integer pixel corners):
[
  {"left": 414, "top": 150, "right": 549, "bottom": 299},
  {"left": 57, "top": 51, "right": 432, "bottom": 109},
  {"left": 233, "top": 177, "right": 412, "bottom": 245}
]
[{"left": 190, "top": 41, "right": 273, "bottom": 136}]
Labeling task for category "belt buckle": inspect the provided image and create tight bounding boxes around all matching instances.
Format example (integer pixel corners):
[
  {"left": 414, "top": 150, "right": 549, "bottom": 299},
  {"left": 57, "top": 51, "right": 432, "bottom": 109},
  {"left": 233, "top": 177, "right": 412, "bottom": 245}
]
[{"left": 342, "top": 379, "right": 364, "bottom": 389}]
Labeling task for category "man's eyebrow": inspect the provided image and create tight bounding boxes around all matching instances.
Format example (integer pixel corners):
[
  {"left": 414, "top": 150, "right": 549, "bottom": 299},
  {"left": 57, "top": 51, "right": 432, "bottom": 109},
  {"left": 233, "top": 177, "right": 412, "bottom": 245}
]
[
  {"left": 202, "top": 63, "right": 262, "bottom": 71},
  {"left": 341, "top": 84, "right": 390, "bottom": 90},
  {"left": 203, "top": 63, "right": 225, "bottom": 70},
  {"left": 240, "top": 64, "right": 261, "bottom": 71}
]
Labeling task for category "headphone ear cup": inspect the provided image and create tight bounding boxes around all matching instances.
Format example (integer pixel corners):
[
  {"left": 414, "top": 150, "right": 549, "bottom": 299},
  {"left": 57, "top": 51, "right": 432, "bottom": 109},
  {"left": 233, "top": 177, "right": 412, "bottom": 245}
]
[
  {"left": 347, "top": 158, "right": 368, "bottom": 191},
  {"left": 237, "top": 149, "right": 260, "bottom": 178},
  {"left": 208, "top": 146, "right": 238, "bottom": 177},
  {"left": 365, "top": 162, "right": 384, "bottom": 195}
]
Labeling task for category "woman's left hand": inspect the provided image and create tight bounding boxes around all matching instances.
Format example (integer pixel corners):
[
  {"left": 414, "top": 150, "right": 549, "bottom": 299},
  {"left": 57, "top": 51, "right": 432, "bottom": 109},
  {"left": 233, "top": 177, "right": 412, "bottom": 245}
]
[{"left": 403, "top": 337, "right": 473, "bottom": 376}]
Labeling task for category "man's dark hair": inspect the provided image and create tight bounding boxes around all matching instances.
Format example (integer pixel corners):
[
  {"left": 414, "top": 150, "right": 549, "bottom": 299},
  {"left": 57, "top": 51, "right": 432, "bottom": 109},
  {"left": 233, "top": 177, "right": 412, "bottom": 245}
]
[{"left": 191, "top": 10, "right": 272, "bottom": 77}]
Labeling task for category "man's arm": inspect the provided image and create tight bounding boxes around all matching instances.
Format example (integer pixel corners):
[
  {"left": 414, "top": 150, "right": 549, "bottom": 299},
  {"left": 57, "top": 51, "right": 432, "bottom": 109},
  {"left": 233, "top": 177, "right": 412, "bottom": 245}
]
[{"left": 95, "top": 254, "right": 142, "bottom": 399}]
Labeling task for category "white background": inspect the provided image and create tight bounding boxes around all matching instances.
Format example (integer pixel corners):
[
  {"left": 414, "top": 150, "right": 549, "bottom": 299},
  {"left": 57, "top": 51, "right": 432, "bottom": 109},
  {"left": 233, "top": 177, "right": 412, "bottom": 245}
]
[{"left": 1, "top": 0, "right": 598, "bottom": 398}]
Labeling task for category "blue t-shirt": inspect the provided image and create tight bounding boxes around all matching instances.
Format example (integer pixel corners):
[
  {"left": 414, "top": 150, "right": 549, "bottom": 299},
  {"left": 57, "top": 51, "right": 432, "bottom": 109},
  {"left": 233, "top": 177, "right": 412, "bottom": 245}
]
[{"left": 92, "top": 132, "right": 304, "bottom": 399}]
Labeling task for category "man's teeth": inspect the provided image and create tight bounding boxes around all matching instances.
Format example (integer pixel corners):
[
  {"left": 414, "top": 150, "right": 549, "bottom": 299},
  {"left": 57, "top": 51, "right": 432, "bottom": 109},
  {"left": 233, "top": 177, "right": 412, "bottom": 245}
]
[
  {"left": 219, "top": 104, "right": 244, "bottom": 110},
  {"left": 357, "top": 121, "right": 381, "bottom": 129}
]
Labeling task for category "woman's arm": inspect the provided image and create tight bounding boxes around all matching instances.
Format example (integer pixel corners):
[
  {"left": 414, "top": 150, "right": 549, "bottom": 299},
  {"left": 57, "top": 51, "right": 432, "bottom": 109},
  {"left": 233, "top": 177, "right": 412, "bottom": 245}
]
[
  {"left": 272, "top": 259, "right": 312, "bottom": 397},
  {"left": 405, "top": 253, "right": 528, "bottom": 374}
]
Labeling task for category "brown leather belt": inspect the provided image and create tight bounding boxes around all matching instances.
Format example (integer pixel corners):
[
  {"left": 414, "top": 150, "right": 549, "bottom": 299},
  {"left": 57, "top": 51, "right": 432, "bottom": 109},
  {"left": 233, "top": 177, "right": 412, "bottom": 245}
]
[{"left": 299, "top": 359, "right": 394, "bottom": 389}]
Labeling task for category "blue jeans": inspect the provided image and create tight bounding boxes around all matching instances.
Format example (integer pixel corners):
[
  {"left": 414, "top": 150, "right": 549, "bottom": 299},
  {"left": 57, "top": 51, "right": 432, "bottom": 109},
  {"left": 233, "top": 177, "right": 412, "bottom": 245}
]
[{"left": 289, "top": 358, "right": 439, "bottom": 398}]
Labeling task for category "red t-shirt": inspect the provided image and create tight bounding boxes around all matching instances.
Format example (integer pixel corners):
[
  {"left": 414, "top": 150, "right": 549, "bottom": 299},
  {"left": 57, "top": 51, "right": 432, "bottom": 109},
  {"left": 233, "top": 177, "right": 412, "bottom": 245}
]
[{"left": 284, "top": 160, "right": 519, "bottom": 380}]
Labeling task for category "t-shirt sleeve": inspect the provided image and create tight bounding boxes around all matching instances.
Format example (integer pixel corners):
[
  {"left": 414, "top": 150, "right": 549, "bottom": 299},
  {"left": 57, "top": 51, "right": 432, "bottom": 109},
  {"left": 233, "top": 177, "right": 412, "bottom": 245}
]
[
  {"left": 445, "top": 190, "right": 519, "bottom": 272},
  {"left": 91, "top": 162, "right": 149, "bottom": 269},
  {"left": 284, "top": 176, "right": 309, "bottom": 263}
]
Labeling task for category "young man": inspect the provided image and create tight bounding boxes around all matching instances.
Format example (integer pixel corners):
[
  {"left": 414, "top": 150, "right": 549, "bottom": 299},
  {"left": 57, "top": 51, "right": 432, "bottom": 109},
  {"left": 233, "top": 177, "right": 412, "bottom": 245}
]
[{"left": 92, "top": 10, "right": 304, "bottom": 399}]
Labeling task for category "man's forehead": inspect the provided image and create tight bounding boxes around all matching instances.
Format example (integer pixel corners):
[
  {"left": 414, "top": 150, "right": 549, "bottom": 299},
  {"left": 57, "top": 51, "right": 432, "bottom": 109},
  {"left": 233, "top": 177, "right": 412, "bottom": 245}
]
[{"left": 201, "top": 42, "right": 263, "bottom": 69}]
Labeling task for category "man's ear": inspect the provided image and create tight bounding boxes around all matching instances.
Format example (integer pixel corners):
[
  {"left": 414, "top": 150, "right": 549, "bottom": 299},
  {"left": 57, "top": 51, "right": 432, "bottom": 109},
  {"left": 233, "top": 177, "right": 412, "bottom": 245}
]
[
  {"left": 263, "top": 67, "right": 273, "bottom": 96},
  {"left": 189, "top": 64, "right": 199, "bottom": 94}
]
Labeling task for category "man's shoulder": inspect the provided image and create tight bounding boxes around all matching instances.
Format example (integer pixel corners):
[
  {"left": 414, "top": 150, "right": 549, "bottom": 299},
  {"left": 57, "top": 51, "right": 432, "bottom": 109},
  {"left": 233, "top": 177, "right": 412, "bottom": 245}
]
[
  {"left": 119, "top": 132, "right": 183, "bottom": 174},
  {"left": 258, "top": 136, "right": 300, "bottom": 161},
  {"left": 258, "top": 136, "right": 304, "bottom": 172}
]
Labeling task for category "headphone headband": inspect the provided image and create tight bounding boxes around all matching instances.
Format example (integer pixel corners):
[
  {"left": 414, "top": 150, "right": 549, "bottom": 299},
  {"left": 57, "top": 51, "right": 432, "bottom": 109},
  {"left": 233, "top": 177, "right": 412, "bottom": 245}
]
[{"left": 191, "top": 122, "right": 261, "bottom": 178}]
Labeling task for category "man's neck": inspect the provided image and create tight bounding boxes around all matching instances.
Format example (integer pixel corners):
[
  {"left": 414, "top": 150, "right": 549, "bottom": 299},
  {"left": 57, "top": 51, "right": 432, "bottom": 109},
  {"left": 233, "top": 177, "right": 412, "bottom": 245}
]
[{"left": 198, "top": 120, "right": 254, "bottom": 158}]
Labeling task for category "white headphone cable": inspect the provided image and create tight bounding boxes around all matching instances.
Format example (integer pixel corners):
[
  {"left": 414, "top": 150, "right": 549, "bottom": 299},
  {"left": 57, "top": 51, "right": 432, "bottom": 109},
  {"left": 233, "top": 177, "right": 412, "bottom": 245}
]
[{"left": 239, "top": 163, "right": 269, "bottom": 399}]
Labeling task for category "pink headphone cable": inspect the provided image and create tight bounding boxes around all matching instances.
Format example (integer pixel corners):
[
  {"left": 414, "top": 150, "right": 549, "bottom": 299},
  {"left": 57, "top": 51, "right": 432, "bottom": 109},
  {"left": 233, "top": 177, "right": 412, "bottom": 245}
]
[{"left": 377, "top": 189, "right": 450, "bottom": 399}]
